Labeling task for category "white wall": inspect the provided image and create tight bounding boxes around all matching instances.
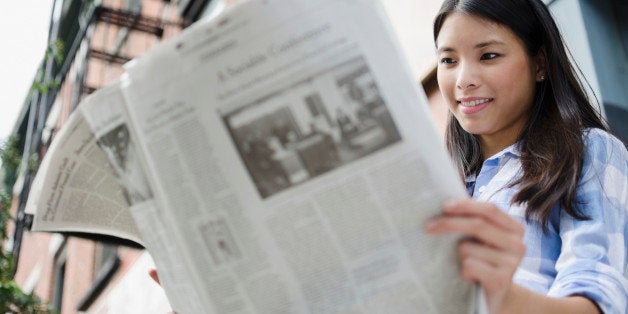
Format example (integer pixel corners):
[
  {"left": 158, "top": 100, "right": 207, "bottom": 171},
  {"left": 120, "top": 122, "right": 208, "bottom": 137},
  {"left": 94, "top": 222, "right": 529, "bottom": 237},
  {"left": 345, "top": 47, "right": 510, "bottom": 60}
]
[{"left": 380, "top": 0, "right": 443, "bottom": 81}]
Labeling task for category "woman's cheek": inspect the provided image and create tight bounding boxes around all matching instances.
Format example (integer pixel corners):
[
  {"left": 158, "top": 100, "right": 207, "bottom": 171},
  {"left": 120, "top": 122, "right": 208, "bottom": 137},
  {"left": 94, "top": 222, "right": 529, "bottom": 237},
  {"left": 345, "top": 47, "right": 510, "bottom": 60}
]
[{"left": 437, "top": 83, "right": 453, "bottom": 107}]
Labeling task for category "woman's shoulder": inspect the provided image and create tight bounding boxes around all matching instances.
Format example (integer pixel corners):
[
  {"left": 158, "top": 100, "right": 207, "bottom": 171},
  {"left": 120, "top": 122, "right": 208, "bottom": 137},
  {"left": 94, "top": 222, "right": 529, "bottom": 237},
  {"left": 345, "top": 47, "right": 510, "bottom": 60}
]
[
  {"left": 582, "top": 128, "right": 627, "bottom": 163},
  {"left": 579, "top": 128, "right": 627, "bottom": 200}
]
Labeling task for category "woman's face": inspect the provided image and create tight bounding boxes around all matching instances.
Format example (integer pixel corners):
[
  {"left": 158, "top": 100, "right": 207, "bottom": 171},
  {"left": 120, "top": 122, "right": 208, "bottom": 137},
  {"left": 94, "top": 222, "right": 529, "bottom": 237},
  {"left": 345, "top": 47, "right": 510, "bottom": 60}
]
[{"left": 436, "top": 13, "right": 544, "bottom": 153}]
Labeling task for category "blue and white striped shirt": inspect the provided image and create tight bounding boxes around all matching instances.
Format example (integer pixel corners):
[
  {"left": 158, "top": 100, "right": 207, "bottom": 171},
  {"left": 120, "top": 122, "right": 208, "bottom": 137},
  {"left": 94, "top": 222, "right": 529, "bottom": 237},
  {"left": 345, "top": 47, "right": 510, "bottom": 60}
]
[{"left": 465, "top": 128, "right": 628, "bottom": 314}]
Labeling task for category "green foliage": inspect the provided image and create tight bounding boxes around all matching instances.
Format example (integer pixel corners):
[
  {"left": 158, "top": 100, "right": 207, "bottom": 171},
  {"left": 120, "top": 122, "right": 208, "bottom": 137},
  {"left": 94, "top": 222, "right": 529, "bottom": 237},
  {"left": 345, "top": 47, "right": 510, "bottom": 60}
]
[
  {"left": 0, "top": 193, "right": 13, "bottom": 254},
  {"left": 1, "top": 139, "right": 55, "bottom": 313},
  {"left": 27, "top": 153, "right": 40, "bottom": 174},
  {"left": 1, "top": 136, "right": 21, "bottom": 197},
  {"left": 31, "top": 39, "right": 64, "bottom": 95},
  {"left": 0, "top": 279, "right": 54, "bottom": 314},
  {"left": 51, "top": 40, "right": 64, "bottom": 66}
]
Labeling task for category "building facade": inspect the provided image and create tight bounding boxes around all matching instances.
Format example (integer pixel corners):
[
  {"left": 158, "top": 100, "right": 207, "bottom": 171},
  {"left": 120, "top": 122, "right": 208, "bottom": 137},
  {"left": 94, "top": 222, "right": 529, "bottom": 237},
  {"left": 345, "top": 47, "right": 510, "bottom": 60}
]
[
  {"left": 4, "top": 0, "right": 623, "bottom": 313},
  {"left": 7, "top": 0, "right": 231, "bottom": 313}
]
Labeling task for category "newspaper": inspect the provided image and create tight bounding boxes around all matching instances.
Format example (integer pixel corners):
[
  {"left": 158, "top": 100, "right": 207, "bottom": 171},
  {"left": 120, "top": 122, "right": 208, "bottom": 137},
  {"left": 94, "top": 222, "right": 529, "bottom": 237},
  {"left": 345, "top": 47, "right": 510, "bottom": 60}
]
[
  {"left": 24, "top": 100, "right": 141, "bottom": 245},
  {"left": 26, "top": 0, "right": 478, "bottom": 313}
]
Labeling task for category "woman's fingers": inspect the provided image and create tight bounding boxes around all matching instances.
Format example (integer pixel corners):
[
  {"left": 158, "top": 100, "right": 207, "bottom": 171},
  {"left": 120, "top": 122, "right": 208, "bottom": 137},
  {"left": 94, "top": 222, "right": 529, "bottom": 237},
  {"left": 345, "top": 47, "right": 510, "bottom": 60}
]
[
  {"left": 426, "top": 198, "right": 525, "bottom": 313},
  {"left": 443, "top": 199, "right": 525, "bottom": 235},
  {"left": 457, "top": 239, "right": 521, "bottom": 314},
  {"left": 458, "top": 239, "right": 523, "bottom": 274},
  {"left": 426, "top": 215, "right": 524, "bottom": 253},
  {"left": 425, "top": 199, "right": 525, "bottom": 251},
  {"left": 460, "top": 255, "right": 514, "bottom": 296}
]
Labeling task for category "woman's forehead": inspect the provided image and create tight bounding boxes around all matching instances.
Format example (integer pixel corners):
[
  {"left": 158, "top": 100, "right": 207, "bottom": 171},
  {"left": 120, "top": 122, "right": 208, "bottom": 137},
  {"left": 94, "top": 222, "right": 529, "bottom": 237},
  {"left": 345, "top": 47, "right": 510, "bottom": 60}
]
[{"left": 436, "top": 13, "right": 520, "bottom": 50}]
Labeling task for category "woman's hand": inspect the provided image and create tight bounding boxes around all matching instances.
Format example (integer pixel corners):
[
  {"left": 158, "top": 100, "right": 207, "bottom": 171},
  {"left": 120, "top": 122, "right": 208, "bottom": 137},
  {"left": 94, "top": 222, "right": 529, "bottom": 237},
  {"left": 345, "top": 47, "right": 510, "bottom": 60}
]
[{"left": 425, "top": 198, "right": 526, "bottom": 313}]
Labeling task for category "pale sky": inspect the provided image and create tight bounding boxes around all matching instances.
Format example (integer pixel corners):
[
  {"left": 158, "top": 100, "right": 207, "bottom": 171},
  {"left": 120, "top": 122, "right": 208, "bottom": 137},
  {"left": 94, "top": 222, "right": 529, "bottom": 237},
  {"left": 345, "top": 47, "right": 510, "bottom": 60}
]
[{"left": 0, "top": 0, "right": 54, "bottom": 142}]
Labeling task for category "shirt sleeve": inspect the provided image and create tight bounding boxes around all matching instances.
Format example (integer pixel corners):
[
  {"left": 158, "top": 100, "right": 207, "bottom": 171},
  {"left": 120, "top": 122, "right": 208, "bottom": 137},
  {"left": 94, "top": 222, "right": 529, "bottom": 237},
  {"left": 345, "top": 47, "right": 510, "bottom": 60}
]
[{"left": 547, "top": 129, "right": 628, "bottom": 314}]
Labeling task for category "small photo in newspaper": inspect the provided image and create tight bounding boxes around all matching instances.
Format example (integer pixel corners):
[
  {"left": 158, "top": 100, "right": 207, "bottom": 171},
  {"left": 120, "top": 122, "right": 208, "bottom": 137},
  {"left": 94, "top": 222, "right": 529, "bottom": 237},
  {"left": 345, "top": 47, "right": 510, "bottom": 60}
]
[
  {"left": 199, "top": 217, "right": 243, "bottom": 266},
  {"left": 97, "top": 123, "right": 154, "bottom": 205},
  {"left": 222, "top": 56, "right": 402, "bottom": 199}
]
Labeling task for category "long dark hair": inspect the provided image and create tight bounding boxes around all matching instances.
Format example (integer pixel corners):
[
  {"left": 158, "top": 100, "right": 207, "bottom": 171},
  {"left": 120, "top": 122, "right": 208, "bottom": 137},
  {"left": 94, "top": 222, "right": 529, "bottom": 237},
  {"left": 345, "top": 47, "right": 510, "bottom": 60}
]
[{"left": 433, "top": 0, "right": 608, "bottom": 230}]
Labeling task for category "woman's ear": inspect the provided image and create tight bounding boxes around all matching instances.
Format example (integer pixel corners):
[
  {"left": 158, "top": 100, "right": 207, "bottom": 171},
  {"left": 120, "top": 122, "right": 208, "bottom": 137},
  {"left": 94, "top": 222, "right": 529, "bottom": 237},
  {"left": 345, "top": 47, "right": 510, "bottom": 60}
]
[{"left": 535, "top": 47, "right": 548, "bottom": 82}]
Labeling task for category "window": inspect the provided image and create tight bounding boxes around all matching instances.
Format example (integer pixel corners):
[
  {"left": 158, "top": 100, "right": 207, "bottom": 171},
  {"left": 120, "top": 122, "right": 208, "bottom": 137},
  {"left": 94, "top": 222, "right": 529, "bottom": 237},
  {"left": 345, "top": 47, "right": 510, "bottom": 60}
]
[
  {"left": 76, "top": 243, "right": 120, "bottom": 311},
  {"left": 52, "top": 239, "right": 68, "bottom": 312}
]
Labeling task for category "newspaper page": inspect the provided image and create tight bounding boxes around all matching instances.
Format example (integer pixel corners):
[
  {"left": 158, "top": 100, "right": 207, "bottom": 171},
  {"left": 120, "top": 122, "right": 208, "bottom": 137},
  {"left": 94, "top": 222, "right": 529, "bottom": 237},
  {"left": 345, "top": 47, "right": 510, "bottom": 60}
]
[
  {"left": 121, "top": 0, "right": 476, "bottom": 313},
  {"left": 24, "top": 104, "right": 141, "bottom": 244},
  {"left": 78, "top": 82, "right": 201, "bottom": 314}
]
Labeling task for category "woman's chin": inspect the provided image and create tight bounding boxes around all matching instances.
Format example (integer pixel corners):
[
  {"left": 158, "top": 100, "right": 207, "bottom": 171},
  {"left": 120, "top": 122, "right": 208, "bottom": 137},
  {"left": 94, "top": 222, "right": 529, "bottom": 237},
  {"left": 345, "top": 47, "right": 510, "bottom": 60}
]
[{"left": 458, "top": 123, "right": 489, "bottom": 136}]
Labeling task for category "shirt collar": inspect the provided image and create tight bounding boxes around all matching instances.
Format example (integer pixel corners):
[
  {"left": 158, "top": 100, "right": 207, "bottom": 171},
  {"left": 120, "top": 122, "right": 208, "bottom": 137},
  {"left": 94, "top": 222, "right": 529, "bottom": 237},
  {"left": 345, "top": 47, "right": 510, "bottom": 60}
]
[
  {"left": 464, "top": 142, "right": 521, "bottom": 183},
  {"left": 485, "top": 142, "right": 521, "bottom": 160}
]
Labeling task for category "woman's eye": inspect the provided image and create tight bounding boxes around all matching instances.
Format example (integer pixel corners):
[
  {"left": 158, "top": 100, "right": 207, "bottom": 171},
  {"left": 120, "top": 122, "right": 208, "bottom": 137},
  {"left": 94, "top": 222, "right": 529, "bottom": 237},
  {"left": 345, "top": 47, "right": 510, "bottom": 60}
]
[
  {"left": 480, "top": 53, "right": 500, "bottom": 60},
  {"left": 440, "top": 57, "right": 456, "bottom": 64}
]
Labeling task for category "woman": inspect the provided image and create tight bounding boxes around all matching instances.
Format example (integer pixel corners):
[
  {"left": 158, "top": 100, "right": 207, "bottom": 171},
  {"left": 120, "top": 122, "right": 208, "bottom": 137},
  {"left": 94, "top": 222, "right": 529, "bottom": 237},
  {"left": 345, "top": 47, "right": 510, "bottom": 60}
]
[{"left": 425, "top": 0, "right": 628, "bottom": 313}]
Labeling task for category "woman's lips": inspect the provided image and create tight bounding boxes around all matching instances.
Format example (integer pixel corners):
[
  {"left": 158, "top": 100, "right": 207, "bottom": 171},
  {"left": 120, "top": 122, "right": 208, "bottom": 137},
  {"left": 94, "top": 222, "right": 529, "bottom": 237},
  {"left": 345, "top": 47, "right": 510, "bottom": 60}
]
[{"left": 457, "top": 98, "right": 493, "bottom": 115}]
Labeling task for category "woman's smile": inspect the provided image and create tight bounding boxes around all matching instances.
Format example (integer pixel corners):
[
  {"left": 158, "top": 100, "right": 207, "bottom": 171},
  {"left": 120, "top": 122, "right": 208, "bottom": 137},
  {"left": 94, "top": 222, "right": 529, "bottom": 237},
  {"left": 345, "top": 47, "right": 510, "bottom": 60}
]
[{"left": 457, "top": 97, "right": 493, "bottom": 114}]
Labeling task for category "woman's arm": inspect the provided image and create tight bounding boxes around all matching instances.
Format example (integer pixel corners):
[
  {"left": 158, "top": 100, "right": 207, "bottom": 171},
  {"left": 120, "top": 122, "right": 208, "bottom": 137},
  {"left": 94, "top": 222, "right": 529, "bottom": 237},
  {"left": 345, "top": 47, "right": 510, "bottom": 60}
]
[
  {"left": 425, "top": 199, "right": 600, "bottom": 314},
  {"left": 502, "top": 284, "right": 600, "bottom": 314}
]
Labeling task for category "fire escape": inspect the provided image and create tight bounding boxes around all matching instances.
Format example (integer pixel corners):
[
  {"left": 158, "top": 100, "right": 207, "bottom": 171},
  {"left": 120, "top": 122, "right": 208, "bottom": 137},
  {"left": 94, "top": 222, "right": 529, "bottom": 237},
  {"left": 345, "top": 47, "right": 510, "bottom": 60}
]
[{"left": 81, "top": 2, "right": 182, "bottom": 95}]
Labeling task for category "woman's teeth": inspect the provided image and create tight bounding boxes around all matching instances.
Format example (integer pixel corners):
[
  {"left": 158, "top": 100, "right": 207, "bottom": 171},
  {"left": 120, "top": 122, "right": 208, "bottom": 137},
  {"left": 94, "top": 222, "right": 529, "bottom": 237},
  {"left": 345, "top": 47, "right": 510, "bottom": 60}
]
[{"left": 460, "top": 98, "right": 491, "bottom": 107}]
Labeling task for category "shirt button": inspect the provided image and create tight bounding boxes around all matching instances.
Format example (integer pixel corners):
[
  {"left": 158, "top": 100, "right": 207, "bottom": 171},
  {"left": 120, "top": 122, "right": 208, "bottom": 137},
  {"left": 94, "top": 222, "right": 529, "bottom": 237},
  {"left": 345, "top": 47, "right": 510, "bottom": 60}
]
[{"left": 478, "top": 186, "right": 486, "bottom": 193}]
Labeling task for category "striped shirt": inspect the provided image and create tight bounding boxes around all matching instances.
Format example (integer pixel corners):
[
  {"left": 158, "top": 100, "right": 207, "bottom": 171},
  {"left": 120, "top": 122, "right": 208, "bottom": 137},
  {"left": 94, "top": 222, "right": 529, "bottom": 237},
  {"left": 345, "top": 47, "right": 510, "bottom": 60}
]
[{"left": 465, "top": 128, "right": 628, "bottom": 314}]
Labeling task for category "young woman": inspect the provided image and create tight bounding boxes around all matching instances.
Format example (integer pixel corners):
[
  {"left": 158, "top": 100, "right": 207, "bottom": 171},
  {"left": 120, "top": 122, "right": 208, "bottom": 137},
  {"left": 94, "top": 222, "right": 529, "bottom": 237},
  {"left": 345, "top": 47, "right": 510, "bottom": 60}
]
[{"left": 425, "top": 0, "right": 628, "bottom": 313}]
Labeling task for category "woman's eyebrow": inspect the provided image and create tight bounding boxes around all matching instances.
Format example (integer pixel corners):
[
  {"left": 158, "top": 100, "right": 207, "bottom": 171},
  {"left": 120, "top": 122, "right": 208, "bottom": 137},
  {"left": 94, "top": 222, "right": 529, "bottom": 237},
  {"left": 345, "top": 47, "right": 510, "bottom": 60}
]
[
  {"left": 436, "top": 46, "right": 454, "bottom": 53},
  {"left": 474, "top": 40, "right": 506, "bottom": 49},
  {"left": 437, "top": 40, "right": 505, "bottom": 53}
]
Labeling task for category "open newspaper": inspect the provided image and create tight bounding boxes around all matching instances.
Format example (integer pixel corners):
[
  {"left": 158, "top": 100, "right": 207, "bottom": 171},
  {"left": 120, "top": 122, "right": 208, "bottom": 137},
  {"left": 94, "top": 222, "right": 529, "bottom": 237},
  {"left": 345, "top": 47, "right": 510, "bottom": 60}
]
[{"left": 26, "top": 0, "right": 479, "bottom": 312}]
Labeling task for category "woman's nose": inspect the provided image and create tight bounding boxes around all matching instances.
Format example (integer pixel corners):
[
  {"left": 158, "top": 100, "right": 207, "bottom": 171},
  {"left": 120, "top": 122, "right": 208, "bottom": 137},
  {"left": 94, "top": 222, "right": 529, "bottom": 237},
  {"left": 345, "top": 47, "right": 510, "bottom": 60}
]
[{"left": 456, "top": 63, "right": 479, "bottom": 90}]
